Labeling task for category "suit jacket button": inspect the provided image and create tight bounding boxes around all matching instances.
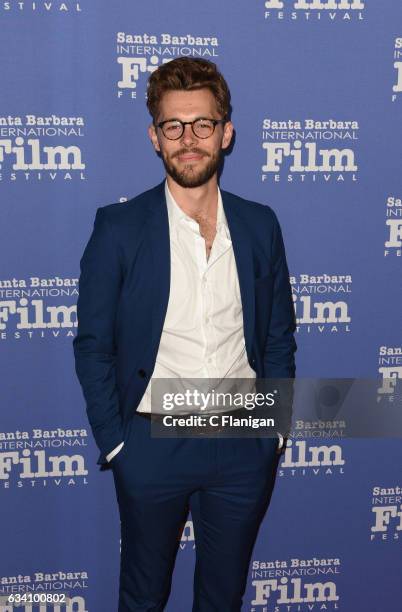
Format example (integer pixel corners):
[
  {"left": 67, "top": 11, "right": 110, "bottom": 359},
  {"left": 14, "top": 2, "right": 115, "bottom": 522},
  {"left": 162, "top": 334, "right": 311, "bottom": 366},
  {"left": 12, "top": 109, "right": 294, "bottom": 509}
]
[{"left": 138, "top": 369, "right": 147, "bottom": 378}]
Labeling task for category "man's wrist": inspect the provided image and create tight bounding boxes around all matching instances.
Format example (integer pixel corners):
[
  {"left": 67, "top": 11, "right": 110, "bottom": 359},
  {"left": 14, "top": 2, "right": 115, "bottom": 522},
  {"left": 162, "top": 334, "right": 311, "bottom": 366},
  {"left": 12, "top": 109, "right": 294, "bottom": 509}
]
[
  {"left": 276, "top": 432, "right": 289, "bottom": 453},
  {"left": 106, "top": 441, "right": 124, "bottom": 463}
]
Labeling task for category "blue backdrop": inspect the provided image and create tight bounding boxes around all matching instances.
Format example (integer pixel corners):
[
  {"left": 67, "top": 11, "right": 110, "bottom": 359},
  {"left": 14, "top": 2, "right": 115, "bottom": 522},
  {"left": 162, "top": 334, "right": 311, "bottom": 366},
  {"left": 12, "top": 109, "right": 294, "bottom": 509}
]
[{"left": 1, "top": 1, "right": 401, "bottom": 610}]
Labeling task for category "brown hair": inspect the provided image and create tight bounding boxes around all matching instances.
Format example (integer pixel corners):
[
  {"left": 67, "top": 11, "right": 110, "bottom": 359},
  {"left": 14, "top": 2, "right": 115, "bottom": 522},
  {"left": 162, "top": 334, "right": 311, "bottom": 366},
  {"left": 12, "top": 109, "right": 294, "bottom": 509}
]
[{"left": 146, "top": 58, "right": 231, "bottom": 124}]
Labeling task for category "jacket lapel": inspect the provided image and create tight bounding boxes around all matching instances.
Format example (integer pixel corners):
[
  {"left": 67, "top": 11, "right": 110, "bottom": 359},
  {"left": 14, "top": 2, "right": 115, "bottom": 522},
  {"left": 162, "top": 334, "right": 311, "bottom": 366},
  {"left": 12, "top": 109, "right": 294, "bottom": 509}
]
[
  {"left": 221, "top": 190, "right": 255, "bottom": 359},
  {"left": 145, "top": 181, "right": 171, "bottom": 356}
]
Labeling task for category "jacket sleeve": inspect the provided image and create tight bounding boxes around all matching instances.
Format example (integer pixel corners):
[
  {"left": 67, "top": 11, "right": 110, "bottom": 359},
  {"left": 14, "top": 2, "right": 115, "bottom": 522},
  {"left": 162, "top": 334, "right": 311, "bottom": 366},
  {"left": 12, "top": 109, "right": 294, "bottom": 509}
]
[
  {"left": 73, "top": 207, "right": 124, "bottom": 465},
  {"left": 263, "top": 208, "right": 297, "bottom": 437}
]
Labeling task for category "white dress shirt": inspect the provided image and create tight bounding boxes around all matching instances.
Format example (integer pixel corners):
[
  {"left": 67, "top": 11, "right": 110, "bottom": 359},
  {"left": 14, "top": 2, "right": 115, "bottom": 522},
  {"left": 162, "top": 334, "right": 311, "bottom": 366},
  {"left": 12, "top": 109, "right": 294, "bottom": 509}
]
[{"left": 106, "top": 181, "right": 283, "bottom": 461}]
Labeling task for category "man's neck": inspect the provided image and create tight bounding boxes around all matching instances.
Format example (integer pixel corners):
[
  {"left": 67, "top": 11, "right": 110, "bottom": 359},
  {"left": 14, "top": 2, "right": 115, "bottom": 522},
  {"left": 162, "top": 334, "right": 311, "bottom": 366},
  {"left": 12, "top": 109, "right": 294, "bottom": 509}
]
[{"left": 166, "top": 175, "right": 218, "bottom": 223}]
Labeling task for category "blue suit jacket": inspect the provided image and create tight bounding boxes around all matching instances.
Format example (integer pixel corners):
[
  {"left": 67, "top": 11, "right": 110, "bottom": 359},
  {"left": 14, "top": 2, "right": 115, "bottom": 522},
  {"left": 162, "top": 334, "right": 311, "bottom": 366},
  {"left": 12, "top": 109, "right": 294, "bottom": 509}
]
[{"left": 73, "top": 180, "right": 297, "bottom": 468}]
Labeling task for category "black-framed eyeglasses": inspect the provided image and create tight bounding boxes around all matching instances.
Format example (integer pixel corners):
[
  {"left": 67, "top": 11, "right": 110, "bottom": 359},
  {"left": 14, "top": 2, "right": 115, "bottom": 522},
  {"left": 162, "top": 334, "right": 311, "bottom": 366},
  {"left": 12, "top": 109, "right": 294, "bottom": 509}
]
[{"left": 156, "top": 117, "right": 226, "bottom": 140}]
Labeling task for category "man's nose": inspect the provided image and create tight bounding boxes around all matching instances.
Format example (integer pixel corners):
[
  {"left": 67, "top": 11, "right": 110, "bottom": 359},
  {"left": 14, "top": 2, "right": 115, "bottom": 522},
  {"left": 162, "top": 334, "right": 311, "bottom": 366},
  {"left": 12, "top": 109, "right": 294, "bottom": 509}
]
[{"left": 180, "top": 123, "right": 197, "bottom": 146}]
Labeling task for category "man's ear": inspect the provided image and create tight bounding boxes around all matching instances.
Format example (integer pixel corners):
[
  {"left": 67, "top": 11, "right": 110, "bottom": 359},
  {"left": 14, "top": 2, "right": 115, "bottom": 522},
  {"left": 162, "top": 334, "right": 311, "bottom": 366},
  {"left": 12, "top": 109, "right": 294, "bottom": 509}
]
[
  {"left": 148, "top": 123, "right": 161, "bottom": 152},
  {"left": 221, "top": 120, "right": 234, "bottom": 151}
]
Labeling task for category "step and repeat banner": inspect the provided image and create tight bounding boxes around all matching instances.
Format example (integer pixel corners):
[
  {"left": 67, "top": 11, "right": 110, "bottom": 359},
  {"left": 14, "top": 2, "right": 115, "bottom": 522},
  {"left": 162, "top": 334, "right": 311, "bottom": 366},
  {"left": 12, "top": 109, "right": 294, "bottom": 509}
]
[{"left": 1, "top": 1, "right": 401, "bottom": 610}]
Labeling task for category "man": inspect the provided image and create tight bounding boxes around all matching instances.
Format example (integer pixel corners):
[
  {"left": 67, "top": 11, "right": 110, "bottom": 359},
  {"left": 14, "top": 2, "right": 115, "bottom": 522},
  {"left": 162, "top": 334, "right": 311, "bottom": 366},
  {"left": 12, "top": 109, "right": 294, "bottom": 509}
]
[{"left": 73, "top": 57, "right": 297, "bottom": 611}]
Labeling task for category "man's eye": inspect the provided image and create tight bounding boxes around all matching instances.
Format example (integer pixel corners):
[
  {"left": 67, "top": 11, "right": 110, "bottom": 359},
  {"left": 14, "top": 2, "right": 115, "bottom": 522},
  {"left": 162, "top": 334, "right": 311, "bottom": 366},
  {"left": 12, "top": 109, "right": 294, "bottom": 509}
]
[{"left": 166, "top": 123, "right": 181, "bottom": 131}]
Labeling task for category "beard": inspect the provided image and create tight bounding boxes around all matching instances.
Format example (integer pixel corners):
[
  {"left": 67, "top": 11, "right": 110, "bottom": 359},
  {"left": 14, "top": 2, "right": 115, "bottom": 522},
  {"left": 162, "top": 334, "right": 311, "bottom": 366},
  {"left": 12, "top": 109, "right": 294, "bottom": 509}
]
[{"left": 161, "top": 147, "right": 222, "bottom": 188}]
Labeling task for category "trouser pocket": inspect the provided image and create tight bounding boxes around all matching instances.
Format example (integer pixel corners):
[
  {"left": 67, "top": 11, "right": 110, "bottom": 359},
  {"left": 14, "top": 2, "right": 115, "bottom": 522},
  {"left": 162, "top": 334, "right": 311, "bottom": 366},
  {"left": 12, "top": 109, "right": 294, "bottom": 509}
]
[{"left": 111, "top": 416, "right": 135, "bottom": 466}]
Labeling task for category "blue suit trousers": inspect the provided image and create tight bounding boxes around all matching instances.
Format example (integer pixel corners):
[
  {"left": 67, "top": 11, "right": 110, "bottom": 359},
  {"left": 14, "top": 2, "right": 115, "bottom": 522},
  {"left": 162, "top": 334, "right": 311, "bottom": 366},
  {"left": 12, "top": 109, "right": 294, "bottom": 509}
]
[{"left": 111, "top": 412, "right": 281, "bottom": 611}]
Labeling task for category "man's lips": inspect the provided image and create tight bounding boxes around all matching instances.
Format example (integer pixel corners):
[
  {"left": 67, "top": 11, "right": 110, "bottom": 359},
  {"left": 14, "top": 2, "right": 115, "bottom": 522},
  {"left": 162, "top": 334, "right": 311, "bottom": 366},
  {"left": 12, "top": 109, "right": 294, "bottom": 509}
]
[{"left": 175, "top": 152, "right": 206, "bottom": 162}]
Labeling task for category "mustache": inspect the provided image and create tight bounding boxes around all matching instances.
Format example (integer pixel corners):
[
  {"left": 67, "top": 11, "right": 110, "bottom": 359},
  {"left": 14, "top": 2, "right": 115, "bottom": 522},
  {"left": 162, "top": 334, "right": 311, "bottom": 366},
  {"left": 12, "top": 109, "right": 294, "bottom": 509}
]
[{"left": 172, "top": 148, "right": 209, "bottom": 159}]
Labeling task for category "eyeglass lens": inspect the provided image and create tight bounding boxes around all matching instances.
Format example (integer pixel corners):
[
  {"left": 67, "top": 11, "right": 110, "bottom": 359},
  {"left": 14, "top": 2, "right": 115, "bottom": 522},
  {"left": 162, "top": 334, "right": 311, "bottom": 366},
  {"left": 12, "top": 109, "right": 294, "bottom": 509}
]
[{"left": 162, "top": 119, "right": 215, "bottom": 139}]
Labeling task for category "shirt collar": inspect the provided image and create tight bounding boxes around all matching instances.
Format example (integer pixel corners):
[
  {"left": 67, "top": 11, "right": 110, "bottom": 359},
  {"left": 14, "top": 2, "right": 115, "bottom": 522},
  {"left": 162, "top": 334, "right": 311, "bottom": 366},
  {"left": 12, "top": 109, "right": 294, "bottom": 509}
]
[{"left": 164, "top": 179, "right": 228, "bottom": 232}]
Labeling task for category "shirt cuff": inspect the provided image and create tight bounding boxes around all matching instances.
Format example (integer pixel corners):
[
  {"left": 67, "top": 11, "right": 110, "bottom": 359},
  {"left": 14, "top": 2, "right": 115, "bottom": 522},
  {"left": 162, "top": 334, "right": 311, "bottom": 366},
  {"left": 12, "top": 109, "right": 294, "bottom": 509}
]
[
  {"left": 106, "top": 441, "right": 124, "bottom": 463},
  {"left": 277, "top": 432, "right": 284, "bottom": 449}
]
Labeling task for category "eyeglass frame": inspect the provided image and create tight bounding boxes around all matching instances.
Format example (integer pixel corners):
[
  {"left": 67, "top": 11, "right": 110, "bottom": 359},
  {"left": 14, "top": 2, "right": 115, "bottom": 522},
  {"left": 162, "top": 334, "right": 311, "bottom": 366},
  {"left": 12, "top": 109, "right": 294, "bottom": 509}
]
[{"left": 155, "top": 117, "right": 227, "bottom": 140}]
